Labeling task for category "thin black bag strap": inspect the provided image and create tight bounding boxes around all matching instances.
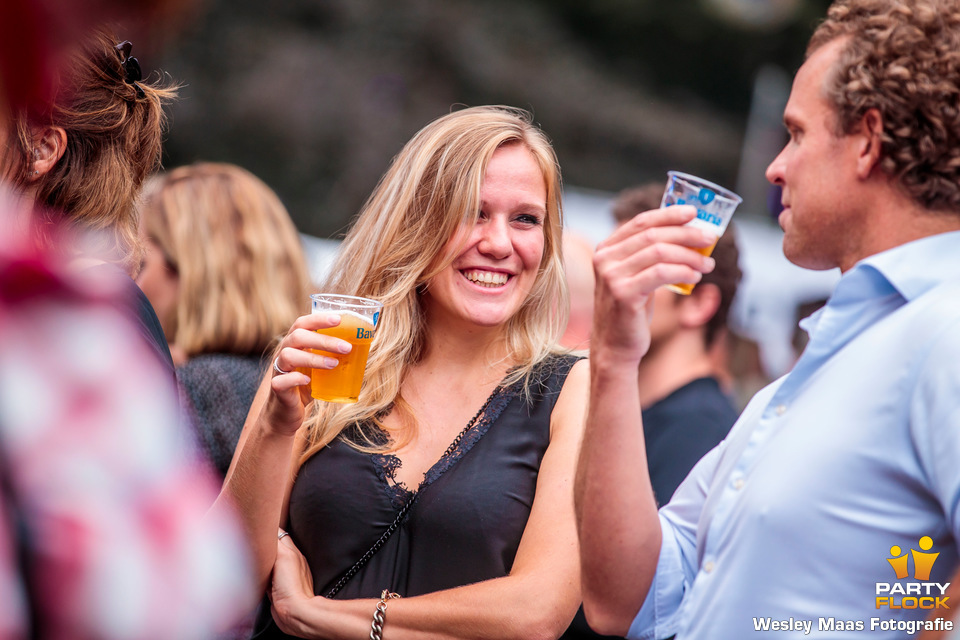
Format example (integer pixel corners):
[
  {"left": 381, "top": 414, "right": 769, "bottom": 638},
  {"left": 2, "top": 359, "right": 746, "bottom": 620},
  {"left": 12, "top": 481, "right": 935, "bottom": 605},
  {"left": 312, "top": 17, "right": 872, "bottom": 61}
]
[
  {"left": 324, "top": 489, "right": 419, "bottom": 598},
  {"left": 324, "top": 386, "right": 502, "bottom": 598}
]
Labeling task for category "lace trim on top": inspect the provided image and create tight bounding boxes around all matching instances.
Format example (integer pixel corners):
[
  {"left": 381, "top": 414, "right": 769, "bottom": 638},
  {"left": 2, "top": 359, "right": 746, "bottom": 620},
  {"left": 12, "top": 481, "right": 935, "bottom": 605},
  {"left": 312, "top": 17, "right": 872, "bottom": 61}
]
[
  {"left": 370, "top": 383, "right": 517, "bottom": 509},
  {"left": 371, "top": 452, "right": 408, "bottom": 509}
]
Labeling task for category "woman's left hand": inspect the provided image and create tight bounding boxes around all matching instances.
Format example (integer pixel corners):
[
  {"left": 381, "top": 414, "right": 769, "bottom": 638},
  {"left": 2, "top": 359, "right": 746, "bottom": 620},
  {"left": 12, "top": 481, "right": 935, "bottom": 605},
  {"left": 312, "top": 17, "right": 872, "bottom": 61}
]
[{"left": 269, "top": 531, "right": 316, "bottom": 636}]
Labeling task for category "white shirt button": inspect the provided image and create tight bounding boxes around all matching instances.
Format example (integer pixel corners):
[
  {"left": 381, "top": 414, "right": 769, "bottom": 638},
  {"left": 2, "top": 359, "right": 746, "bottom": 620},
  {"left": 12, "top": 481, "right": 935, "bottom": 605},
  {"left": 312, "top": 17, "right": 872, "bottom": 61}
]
[
  {"left": 733, "top": 477, "right": 745, "bottom": 490},
  {"left": 704, "top": 560, "right": 716, "bottom": 574},
  {"left": 775, "top": 404, "right": 787, "bottom": 416}
]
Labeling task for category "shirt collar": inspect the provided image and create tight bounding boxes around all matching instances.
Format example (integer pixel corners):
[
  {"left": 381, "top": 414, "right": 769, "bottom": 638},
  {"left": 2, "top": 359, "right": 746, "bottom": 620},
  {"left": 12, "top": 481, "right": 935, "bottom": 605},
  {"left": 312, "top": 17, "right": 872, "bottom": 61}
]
[
  {"left": 854, "top": 230, "right": 960, "bottom": 302},
  {"left": 800, "top": 230, "right": 960, "bottom": 336}
]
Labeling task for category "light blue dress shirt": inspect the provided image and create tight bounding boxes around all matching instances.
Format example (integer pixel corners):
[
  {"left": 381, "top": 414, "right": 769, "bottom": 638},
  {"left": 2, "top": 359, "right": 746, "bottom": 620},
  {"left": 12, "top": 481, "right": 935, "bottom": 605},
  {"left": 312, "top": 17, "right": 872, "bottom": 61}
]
[{"left": 629, "top": 231, "right": 960, "bottom": 639}]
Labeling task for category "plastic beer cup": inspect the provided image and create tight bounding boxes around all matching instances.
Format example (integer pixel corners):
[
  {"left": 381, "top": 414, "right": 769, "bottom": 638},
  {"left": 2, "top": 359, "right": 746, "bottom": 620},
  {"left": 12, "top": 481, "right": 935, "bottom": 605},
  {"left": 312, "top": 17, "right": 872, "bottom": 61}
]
[
  {"left": 309, "top": 294, "right": 383, "bottom": 403},
  {"left": 660, "top": 171, "right": 742, "bottom": 295}
]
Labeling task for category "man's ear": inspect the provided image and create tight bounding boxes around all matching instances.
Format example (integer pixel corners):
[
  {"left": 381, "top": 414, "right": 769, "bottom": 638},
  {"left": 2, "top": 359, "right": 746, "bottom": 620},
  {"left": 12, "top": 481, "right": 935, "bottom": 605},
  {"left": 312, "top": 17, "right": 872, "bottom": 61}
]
[
  {"left": 854, "top": 108, "right": 883, "bottom": 180},
  {"left": 30, "top": 126, "right": 67, "bottom": 179},
  {"left": 679, "top": 282, "right": 721, "bottom": 329}
]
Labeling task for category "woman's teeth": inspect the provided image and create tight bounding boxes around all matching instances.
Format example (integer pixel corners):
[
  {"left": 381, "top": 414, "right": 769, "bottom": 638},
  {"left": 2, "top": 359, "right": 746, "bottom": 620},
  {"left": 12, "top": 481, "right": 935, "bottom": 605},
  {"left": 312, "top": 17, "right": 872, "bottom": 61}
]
[{"left": 463, "top": 270, "right": 508, "bottom": 287}]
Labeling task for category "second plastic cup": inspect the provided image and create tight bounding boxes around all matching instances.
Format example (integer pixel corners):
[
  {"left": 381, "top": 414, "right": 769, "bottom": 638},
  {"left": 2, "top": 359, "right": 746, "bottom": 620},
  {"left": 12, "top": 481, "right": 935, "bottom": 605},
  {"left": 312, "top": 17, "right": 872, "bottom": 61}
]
[
  {"left": 309, "top": 294, "right": 383, "bottom": 403},
  {"left": 660, "top": 171, "right": 742, "bottom": 295}
]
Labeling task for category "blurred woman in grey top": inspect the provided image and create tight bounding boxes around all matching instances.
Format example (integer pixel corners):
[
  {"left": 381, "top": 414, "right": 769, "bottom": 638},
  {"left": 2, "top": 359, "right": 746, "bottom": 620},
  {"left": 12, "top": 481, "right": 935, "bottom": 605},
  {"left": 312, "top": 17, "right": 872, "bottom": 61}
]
[{"left": 137, "top": 162, "right": 312, "bottom": 476}]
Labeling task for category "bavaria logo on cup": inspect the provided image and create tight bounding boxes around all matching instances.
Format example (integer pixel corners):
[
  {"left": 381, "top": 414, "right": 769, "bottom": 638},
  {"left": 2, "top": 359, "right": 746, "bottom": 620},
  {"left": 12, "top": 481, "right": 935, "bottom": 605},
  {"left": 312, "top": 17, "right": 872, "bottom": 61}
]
[
  {"left": 660, "top": 171, "right": 742, "bottom": 295},
  {"left": 309, "top": 293, "right": 383, "bottom": 404}
]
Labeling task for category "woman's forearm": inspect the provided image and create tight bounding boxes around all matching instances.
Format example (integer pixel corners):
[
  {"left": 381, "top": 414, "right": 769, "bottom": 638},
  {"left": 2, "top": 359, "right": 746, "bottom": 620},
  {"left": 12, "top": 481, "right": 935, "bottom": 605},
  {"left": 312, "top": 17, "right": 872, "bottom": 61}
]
[
  {"left": 279, "top": 574, "right": 578, "bottom": 640},
  {"left": 218, "top": 419, "right": 298, "bottom": 592}
]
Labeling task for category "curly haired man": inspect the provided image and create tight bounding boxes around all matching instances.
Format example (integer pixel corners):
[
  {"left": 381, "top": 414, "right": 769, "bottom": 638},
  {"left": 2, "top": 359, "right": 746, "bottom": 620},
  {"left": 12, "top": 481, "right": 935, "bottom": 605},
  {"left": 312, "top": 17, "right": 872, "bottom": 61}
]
[{"left": 576, "top": 1, "right": 960, "bottom": 638}]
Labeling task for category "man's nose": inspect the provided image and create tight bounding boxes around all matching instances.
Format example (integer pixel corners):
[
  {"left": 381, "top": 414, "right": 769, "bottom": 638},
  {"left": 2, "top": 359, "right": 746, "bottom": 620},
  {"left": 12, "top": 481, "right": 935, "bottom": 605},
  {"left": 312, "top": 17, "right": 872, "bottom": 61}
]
[{"left": 765, "top": 148, "right": 787, "bottom": 186}]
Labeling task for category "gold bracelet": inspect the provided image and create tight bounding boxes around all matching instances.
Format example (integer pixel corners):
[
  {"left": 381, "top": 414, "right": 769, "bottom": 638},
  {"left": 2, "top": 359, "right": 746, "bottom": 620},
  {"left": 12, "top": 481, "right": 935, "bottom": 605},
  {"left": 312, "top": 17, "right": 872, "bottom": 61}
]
[{"left": 369, "top": 589, "right": 401, "bottom": 640}]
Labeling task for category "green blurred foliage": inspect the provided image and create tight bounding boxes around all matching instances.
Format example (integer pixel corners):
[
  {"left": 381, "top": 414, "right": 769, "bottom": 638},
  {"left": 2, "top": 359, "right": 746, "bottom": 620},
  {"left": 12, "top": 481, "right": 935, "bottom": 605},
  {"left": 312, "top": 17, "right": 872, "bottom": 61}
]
[
  {"left": 155, "top": 0, "right": 834, "bottom": 238},
  {"left": 531, "top": 0, "right": 833, "bottom": 115}
]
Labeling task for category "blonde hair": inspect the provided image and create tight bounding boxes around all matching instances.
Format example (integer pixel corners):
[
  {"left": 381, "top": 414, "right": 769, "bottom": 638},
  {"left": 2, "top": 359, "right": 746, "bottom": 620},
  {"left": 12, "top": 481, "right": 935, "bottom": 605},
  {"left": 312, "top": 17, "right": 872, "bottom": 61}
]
[
  {"left": 139, "top": 162, "right": 311, "bottom": 359},
  {"left": 299, "top": 105, "right": 568, "bottom": 461},
  {"left": 5, "top": 27, "right": 178, "bottom": 274}
]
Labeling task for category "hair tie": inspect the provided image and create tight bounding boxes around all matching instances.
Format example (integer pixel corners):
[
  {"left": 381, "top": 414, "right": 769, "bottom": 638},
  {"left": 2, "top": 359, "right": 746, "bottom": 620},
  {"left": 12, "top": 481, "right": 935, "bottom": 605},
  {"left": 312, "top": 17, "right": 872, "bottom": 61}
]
[{"left": 114, "top": 41, "right": 145, "bottom": 99}]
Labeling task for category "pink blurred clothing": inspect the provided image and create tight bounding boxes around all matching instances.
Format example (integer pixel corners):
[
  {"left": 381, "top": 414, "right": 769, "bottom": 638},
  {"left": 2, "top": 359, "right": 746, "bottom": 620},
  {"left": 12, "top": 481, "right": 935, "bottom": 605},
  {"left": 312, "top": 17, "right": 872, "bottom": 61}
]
[{"left": 0, "top": 223, "right": 254, "bottom": 639}]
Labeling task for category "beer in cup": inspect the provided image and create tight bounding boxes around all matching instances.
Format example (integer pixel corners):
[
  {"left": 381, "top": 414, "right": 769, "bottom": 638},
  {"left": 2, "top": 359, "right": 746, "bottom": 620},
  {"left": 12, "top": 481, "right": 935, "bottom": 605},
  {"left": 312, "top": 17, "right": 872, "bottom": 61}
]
[
  {"left": 309, "top": 294, "right": 383, "bottom": 403},
  {"left": 660, "top": 171, "right": 742, "bottom": 295}
]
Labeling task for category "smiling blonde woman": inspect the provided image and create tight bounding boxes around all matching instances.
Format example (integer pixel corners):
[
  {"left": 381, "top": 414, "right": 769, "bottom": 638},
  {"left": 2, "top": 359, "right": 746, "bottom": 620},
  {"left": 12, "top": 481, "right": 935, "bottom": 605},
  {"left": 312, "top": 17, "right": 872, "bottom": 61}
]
[{"left": 218, "top": 105, "right": 588, "bottom": 640}]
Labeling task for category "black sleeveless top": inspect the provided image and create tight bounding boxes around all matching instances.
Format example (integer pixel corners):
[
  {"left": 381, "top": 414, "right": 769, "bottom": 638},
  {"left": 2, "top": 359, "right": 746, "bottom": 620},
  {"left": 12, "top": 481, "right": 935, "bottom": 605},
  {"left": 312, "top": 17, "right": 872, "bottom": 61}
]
[{"left": 253, "top": 353, "right": 581, "bottom": 637}]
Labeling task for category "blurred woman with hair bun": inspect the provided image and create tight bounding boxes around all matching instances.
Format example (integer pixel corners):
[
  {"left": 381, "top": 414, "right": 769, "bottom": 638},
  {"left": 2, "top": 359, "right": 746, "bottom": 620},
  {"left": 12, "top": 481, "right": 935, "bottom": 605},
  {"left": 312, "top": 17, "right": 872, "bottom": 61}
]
[{"left": 1, "top": 25, "right": 180, "bottom": 375}]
